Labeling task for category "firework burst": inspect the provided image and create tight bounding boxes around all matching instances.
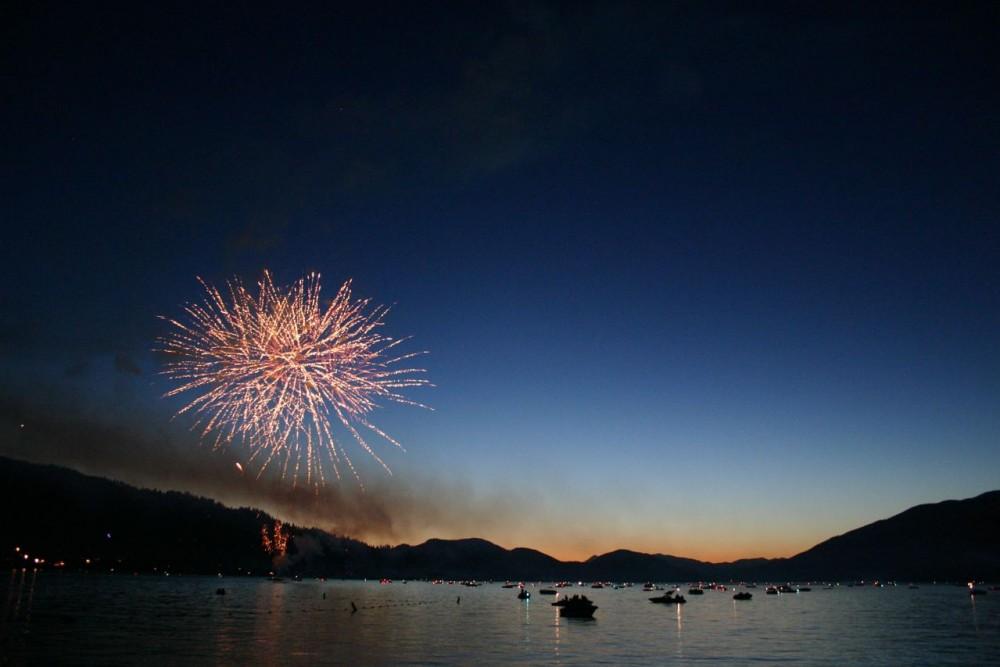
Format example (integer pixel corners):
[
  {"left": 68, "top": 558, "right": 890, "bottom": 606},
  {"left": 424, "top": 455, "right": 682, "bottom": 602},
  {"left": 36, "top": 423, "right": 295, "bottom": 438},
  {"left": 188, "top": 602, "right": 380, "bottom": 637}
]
[{"left": 157, "top": 271, "right": 430, "bottom": 487}]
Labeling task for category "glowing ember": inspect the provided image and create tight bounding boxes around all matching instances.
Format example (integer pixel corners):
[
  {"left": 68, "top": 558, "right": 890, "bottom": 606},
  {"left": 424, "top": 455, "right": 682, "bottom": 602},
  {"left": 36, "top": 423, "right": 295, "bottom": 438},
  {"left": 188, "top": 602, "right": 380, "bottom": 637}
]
[
  {"left": 261, "top": 520, "right": 288, "bottom": 556},
  {"left": 157, "top": 270, "right": 430, "bottom": 487}
]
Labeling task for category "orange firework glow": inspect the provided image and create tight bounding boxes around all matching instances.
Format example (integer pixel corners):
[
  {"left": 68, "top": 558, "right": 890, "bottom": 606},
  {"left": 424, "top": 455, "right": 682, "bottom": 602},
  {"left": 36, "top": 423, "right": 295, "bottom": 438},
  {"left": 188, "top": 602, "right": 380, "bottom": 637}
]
[
  {"left": 261, "top": 520, "right": 288, "bottom": 556},
  {"left": 157, "top": 271, "right": 430, "bottom": 487}
]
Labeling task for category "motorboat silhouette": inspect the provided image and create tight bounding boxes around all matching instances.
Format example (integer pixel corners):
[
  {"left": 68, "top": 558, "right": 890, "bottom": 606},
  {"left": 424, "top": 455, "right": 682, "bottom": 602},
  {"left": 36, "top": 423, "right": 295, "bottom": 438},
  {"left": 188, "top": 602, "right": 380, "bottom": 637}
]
[{"left": 553, "top": 594, "right": 597, "bottom": 618}]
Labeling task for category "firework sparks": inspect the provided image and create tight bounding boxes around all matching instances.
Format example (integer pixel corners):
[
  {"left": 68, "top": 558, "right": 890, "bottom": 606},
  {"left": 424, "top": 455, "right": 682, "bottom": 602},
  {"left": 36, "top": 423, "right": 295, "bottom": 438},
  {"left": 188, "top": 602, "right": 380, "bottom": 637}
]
[
  {"left": 157, "top": 271, "right": 430, "bottom": 487},
  {"left": 261, "top": 520, "right": 288, "bottom": 556}
]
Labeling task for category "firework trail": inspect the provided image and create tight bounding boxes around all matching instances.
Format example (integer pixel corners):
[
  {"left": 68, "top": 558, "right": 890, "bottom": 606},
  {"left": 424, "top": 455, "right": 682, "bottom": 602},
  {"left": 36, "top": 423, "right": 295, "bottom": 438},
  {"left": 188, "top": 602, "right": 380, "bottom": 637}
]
[{"left": 157, "top": 271, "right": 430, "bottom": 487}]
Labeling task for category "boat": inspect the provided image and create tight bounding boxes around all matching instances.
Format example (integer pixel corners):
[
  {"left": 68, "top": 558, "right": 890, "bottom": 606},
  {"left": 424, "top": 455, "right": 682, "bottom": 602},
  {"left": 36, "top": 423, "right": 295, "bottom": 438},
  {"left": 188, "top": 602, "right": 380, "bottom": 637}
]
[
  {"left": 765, "top": 587, "right": 778, "bottom": 595},
  {"left": 590, "top": 582, "right": 604, "bottom": 589},
  {"left": 517, "top": 589, "right": 530, "bottom": 600},
  {"left": 688, "top": 588, "right": 705, "bottom": 595},
  {"left": 777, "top": 584, "right": 797, "bottom": 594},
  {"left": 733, "top": 592, "right": 752, "bottom": 601},
  {"left": 649, "top": 592, "right": 686, "bottom": 604},
  {"left": 501, "top": 582, "right": 517, "bottom": 588},
  {"left": 799, "top": 587, "right": 811, "bottom": 592},
  {"left": 968, "top": 583, "right": 988, "bottom": 596},
  {"left": 539, "top": 589, "right": 557, "bottom": 595},
  {"left": 554, "top": 594, "right": 597, "bottom": 618}
]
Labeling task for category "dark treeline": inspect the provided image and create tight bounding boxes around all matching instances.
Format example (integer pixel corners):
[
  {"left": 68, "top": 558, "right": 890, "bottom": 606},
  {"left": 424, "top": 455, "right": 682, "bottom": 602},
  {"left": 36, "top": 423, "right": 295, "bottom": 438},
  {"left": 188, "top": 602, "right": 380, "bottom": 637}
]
[{"left": 2, "top": 456, "right": 998, "bottom": 581}]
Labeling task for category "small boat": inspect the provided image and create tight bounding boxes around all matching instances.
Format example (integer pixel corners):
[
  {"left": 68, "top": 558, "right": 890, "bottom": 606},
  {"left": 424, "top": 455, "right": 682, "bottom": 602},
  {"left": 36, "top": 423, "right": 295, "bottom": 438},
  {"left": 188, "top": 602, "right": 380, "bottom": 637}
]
[
  {"left": 517, "top": 589, "right": 530, "bottom": 600},
  {"left": 799, "top": 587, "right": 811, "bottom": 592},
  {"left": 733, "top": 592, "right": 752, "bottom": 601},
  {"left": 765, "top": 587, "right": 778, "bottom": 595},
  {"left": 554, "top": 594, "right": 597, "bottom": 618},
  {"left": 777, "top": 584, "right": 797, "bottom": 594},
  {"left": 501, "top": 582, "right": 517, "bottom": 589},
  {"left": 688, "top": 588, "right": 705, "bottom": 595},
  {"left": 649, "top": 593, "right": 686, "bottom": 604},
  {"left": 590, "top": 582, "right": 604, "bottom": 589},
  {"left": 539, "top": 589, "right": 557, "bottom": 595}
]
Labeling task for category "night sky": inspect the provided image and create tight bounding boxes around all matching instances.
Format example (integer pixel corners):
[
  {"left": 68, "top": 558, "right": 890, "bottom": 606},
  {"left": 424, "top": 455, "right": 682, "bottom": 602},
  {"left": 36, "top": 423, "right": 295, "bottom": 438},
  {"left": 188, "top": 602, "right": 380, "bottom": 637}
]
[{"left": 2, "top": 3, "right": 998, "bottom": 561}]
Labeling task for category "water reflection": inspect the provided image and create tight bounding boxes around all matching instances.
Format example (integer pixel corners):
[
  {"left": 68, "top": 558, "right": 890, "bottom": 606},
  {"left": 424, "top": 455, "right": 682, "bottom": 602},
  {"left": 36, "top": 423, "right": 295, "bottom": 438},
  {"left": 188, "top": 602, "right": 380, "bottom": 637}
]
[
  {"left": 1, "top": 568, "right": 38, "bottom": 654},
  {"left": 212, "top": 579, "right": 241, "bottom": 662},
  {"left": 1, "top": 569, "right": 21, "bottom": 644},
  {"left": 553, "top": 606, "right": 561, "bottom": 663},
  {"left": 674, "top": 601, "right": 684, "bottom": 659},
  {"left": 253, "top": 579, "right": 286, "bottom": 665},
  {"left": 24, "top": 569, "right": 37, "bottom": 626},
  {"left": 2, "top": 576, "right": 999, "bottom": 665}
]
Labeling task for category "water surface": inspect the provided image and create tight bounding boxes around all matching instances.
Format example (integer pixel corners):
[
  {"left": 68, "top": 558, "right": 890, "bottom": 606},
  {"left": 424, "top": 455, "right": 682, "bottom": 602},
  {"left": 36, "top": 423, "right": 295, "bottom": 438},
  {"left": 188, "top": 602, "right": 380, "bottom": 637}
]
[{"left": 2, "top": 572, "right": 998, "bottom": 665}]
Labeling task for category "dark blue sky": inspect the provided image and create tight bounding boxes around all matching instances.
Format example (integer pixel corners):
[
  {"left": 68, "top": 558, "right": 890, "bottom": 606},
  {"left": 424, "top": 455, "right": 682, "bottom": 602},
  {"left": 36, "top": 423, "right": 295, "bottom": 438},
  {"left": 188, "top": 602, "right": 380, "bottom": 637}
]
[{"left": 2, "top": 2, "right": 998, "bottom": 559}]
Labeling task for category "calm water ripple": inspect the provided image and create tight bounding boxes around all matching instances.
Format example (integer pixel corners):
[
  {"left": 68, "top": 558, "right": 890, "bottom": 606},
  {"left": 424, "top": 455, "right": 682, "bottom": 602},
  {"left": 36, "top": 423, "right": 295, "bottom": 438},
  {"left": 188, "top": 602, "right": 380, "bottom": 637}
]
[{"left": 2, "top": 572, "right": 999, "bottom": 665}]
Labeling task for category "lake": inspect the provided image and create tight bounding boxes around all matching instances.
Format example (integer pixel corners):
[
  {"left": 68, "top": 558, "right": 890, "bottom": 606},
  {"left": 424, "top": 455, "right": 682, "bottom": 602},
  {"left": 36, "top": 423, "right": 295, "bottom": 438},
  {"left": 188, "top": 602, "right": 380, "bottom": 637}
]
[{"left": 2, "top": 572, "right": 998, "bottom": 665}]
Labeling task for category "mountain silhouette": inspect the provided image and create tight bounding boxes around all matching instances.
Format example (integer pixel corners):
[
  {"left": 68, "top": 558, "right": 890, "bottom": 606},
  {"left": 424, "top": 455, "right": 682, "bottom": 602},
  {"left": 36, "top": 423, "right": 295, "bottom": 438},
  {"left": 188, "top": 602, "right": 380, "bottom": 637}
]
[
  {"left": 2, "top": 456, "right": 997, "bottom": 580},
  {"left": 776, "top": 490, "right": 1000, "bottom": 581}
]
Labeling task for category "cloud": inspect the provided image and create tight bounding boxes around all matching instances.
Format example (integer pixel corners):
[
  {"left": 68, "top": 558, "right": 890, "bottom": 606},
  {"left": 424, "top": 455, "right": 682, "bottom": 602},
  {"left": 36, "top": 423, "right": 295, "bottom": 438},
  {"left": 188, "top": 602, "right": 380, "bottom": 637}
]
[{"left": 0, "top": 389, "right": 524, "bottom": 549}]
